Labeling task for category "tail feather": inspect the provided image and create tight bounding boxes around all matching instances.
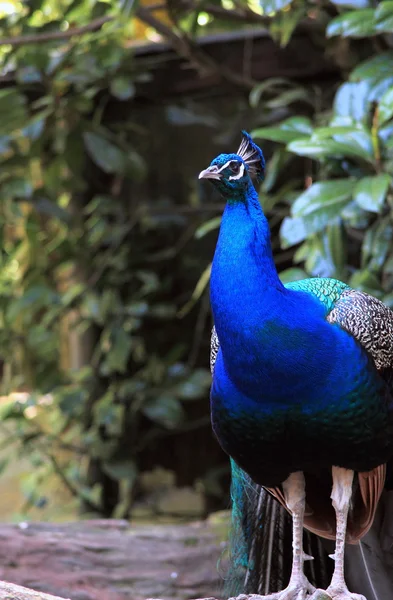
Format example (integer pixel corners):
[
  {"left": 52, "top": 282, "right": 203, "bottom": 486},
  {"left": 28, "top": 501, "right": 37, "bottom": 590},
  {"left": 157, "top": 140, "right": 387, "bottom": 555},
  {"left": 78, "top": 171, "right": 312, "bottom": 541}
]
[
  {"left": 225, "top": 461, "right": 332, "bottom": 597},
  {"left": 344, "top": 491, "right": 393, "bottom": 600}
]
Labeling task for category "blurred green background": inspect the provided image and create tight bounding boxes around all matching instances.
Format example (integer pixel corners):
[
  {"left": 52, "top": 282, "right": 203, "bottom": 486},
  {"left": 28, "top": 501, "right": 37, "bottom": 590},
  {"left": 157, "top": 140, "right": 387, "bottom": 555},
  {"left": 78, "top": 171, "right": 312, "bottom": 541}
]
[{"left": 0, "top": 0, "right": 392, "bottom": 522}]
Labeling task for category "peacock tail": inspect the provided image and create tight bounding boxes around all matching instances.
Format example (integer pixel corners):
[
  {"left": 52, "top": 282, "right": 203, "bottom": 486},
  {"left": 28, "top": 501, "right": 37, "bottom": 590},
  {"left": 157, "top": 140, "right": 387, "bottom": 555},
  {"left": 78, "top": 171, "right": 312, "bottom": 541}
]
[{"left": 224, "top": 460, "right": 332, "bottom": 597}]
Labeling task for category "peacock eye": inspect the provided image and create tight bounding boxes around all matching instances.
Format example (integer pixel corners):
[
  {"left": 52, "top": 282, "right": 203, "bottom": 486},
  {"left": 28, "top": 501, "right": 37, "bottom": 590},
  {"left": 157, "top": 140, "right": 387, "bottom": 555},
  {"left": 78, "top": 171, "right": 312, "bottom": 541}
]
[{"left": 230, "top": 162, "right": 241, "bottom": 174}]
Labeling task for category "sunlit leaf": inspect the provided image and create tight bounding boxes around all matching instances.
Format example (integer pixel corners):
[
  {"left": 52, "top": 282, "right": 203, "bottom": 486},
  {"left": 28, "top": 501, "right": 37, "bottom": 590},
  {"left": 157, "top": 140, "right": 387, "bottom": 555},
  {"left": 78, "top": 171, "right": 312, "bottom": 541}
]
[
  {"left": 280, "top": 267, "right": 308, "bottom": 283},
  {"left": 378, "top": 87, "right": 393, "bottom": 125},
  {"left": 330, "top": 0, "right": 370, "bottom": 7},
  {"left": 195, "top": 217, "right": 221, "bottom": 239},
  {"left": 259, "top": 0, "right": 292, "bottom": 13},
  {"left": 281, "top": 180, "right": 355, "bottom": 247},
  {"left": 327, "top": 9, "right": 376, "bottom": 38},
  {"left": 353, "top": 174, "right": 391, "bottom": 213},
  {"left": 288, "top": 127, "right": 374, "bottom": 161},
  {"left": 252, "top": 117, "right": 313, "bottom": 144},
  {"left": 351, "top": 51, "right": 393, "bottom": 80},
  {"left": 110, "top": 76, "right": 135, "bottom": 100},
  {"left": 293, "top": 180, "right": 355, "bottom": 218},
  {"left": 327, "top": 221, "right": 346, "bottom": 275},
  {"left": 178, "top": 263, "right": 211, "bottom": 317},
  {"left": 375, "top": 1, "right": 393, "bottom": 31}
]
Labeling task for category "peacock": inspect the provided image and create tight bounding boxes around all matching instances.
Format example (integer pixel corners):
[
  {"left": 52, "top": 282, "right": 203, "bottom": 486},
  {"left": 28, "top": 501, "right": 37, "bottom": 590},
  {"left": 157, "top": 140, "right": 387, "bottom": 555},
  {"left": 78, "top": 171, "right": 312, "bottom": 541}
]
[{"left": 199, "top": 132, "right": 393, "bottom": 600}]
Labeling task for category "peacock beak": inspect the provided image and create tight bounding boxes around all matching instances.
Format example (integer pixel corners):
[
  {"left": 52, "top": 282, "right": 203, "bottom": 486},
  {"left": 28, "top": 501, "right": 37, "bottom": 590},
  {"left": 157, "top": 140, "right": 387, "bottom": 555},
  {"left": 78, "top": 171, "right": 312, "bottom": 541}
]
[{"left": 198, "top": 166, "right": 221, "bottom": 180}]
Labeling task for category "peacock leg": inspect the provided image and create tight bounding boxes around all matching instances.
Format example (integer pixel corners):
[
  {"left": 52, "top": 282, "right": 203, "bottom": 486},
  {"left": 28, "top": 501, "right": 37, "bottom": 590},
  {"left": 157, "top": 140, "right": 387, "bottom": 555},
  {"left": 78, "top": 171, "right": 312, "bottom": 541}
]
[
  {"left": 242, "top": 472, "right": 315, "bottom": 600},
  {"left": 310, "top": 467, "right": 366, "bottom": 600}
]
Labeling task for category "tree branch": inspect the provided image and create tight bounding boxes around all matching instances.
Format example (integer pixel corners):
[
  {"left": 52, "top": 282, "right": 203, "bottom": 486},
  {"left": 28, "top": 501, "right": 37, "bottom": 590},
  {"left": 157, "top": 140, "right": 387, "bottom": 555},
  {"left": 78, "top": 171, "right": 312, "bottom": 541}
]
[
  {"left": 135, "top": 6, "right": 257, "bottom": 88},
  {"left": 0, "top": 5, "right": 322, "bottom": 55},
  {"left": 0, "top": 16, "right": 113, "bottom": 47}
]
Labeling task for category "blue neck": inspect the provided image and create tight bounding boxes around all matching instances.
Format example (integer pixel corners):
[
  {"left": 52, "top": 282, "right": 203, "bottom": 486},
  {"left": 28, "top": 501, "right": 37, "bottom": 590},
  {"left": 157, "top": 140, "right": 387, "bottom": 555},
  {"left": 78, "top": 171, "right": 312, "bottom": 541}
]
[{"left": 210, "top": 182, "right": 284, "bottom": 338}]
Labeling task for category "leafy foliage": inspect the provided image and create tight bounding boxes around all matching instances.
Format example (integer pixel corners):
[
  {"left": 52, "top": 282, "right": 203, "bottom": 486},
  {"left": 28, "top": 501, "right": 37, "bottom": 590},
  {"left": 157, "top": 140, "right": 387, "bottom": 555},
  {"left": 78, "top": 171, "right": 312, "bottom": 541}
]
[
  {"left": 0, "top": 0, "right": 217, "bottom": 517},
  {"left": 2, "top": 0, "right": 393, "bottom": 518},
  {"left": 253, "top": 0, "right": 393, "bottom": 304}
]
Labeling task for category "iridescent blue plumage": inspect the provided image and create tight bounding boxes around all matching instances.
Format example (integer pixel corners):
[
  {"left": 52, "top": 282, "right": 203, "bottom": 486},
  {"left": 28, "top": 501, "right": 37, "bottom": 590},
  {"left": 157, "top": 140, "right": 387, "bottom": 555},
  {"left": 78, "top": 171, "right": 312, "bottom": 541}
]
[{"left": 200, "top": 133, "right": 393, "bottom": 600}]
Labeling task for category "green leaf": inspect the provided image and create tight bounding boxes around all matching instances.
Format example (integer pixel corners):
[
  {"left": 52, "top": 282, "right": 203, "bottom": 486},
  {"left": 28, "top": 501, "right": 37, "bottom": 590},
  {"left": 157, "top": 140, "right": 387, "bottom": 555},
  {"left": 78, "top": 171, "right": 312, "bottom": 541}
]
[
  {"left": 362, "top": 218, "right": 392, "bottom": 269},
  {"left": 293, "top": 180, "right": 355, "bottom": 218},
  {"left": 327, "top": 221, "right": 346, "bottom": 275},
  {"left": 281, "top": 180, "right": 355, "bottom": 247},
  {"left": 312, "top": 126, "right": 364, "bottom": 138},
  {"left": 175, "top": 369, "right": 211, "bottom": 400},
  {"left": 33, "top": 198, "right": 71, "bottom": 223},
  {"left": 378, "top": 87, "right": 393, "bottom": 125},
  {"left": 375, "top": 1, "right": 393, "bottom": 31},
  {"left": 280, "top": 217, "right": 307, "bottom": 248},
  {"left": 353, "top": 175, "right": 391, "bottom": 213},
  {"left": 259, "top": 0, "right": 292, "bottom": 13},
  {"left": 110, "top": 76, "right": 135, "bottom": 101},
  {"left": 195, "top": 217, "right": 221, "bottom": 239},
  {"left": 280, "top": 267, "right": 308, "bottom": 283},
  {"left": 0, "top": 399, "right": 25, "bottom": 420},
  {"left": 249, "top": 77, "right": 291, "bottom": 107},
  {"left": 166, "top": 106, "right": 218, "bottom": 128},
  {"left": 178, "top": 263, "right": 211, "bottom": 317},
  {"left": 105, "top": 328, "right": 133, "bottom": 374},
  {"left": 7, "top": 285, "right": 59, "bottom": 321},
  {"left": 265, "top": 88, "right": 311, "bottom": 109},
  {"left": 142, "top": 395, "right": 184, "bottom": 429},
  {"left": 16, "top": 66, "right": 42, "bottom": 84},
  {"left": 289, "top": 128, "right": 374, "bottom": 161},
  {"left": 287, "top": 139, "right": 345, "bottom": 159},
  {"left": 252, "top": 117, "right": 313, "bottom": 144},
  {"left": 2, "top": 177, "right": 33, "bottom": 199},
  {"left": 270, "top": 6, "right": 305, "bottom": 47},
  {"left": 351, "top": 52, "right": 393, "bottom": 81},
  {"left": 83, "top": 132, "right": 127, "bottom": 174},
  {"left": 330, "top": 0, "right": 370, "bottom": 7},
  {"left": 62, "top": 283, "right": 86, "bottom": 306},
  {"left": 326, "top": 9, "right": 376, "bottom": 38},
  {"left": 334, "top": 81, "right": 371, "bottom": 123},
  {"left": 349, "top": 269, "right": 383, "bottom": 294},
  {"left": 262, "top": 149, "right": 291, "bottom": 193}
]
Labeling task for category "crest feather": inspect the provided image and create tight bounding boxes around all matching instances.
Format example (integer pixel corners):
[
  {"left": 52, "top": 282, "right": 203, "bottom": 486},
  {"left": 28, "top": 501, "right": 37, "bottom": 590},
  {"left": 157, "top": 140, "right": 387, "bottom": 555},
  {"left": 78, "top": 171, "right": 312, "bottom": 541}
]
[{"left": 237, "top": 131, "right": 265, "bottom": 181}]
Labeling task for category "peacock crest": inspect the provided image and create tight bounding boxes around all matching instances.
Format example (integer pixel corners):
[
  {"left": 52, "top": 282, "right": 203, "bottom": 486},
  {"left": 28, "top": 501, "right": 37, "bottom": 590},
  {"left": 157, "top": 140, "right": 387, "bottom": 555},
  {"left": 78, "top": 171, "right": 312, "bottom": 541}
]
[{"left": 236, "top": 131, "right": 265, "bottom": 181}]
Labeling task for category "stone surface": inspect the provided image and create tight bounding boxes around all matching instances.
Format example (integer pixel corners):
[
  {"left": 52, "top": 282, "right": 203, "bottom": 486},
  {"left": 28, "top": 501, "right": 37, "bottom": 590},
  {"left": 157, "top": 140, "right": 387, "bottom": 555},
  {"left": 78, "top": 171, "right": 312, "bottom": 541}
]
[{"left": 0, "top": 519, "right": 223, "bottom": 600}]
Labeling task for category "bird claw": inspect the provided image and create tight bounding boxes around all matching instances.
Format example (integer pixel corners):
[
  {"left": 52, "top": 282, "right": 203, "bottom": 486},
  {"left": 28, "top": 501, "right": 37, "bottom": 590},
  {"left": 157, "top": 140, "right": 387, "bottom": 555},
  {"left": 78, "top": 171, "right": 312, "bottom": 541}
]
[
  {"left": 234, "top": 585, "right": 366, "bottom": 600},
  {"left": 309, "top": 588, "right": 367, "bottom": 600},
  {"left": 233, "top": 578, "right": 315, "bottom": 600}
]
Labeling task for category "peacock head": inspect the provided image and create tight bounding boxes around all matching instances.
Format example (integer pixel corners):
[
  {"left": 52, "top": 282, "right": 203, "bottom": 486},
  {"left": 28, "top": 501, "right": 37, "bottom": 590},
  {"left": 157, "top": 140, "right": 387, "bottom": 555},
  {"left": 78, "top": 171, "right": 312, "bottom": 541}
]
[{"left": 198, "top": 131, "right": 265, "bottom": 198}]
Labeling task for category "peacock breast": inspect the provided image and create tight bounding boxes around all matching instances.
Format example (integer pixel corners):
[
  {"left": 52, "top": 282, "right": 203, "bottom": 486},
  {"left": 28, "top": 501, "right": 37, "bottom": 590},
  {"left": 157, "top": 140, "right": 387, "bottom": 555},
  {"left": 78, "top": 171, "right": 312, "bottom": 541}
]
[{"left": 210, "top": 344, "right": 393, "bottom": 487}]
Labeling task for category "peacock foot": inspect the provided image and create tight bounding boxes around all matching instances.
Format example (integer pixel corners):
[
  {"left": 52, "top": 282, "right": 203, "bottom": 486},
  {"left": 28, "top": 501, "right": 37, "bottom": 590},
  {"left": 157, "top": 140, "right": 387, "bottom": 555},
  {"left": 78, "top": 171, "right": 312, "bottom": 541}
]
[
  {"left": 309, "top": 587, "right": 366, "bottom": 600},
  {"left": 232, "top": 577, "right": 315, "bottom": 600}
]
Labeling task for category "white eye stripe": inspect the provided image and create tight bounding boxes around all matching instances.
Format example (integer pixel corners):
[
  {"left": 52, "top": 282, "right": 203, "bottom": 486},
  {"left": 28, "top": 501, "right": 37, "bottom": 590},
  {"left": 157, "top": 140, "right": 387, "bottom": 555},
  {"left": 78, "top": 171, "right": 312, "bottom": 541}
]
[
  {"left": 216, "top": 160, "right": 233, "bottom": 173},
  {"left": 229, "top": 163, "right": 244, "bottom": 180}
]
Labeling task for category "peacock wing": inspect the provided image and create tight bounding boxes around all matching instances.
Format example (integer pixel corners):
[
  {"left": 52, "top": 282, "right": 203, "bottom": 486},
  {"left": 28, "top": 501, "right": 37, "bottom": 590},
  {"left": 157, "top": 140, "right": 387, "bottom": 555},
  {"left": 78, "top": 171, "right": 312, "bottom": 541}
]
[{"left": 269, "top": 287, "right": 393, "bottom": 543}]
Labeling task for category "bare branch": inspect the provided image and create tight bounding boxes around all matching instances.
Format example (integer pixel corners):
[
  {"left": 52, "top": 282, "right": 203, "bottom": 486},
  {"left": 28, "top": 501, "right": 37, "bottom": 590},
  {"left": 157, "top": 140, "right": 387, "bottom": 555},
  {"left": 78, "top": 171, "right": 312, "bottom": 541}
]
[
  {"left": 0, "top": 16, "right": 112, "bottom": 47},
  {"left": 135, "top": 6, "right": 257, "bottom": 88}
]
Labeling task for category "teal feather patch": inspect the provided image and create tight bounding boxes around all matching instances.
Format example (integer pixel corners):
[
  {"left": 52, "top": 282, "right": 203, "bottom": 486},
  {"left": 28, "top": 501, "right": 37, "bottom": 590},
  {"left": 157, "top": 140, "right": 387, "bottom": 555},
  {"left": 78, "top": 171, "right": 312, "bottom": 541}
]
[
  {"left": 285, "top": 277, "right": 351, "bottom": 315},
  {"left": 224, "top": 459, "right": 257, "bottom": 596}
]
